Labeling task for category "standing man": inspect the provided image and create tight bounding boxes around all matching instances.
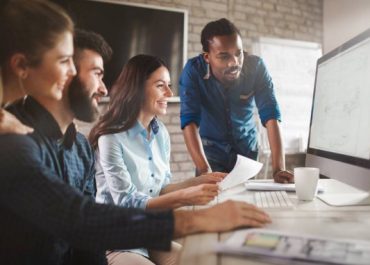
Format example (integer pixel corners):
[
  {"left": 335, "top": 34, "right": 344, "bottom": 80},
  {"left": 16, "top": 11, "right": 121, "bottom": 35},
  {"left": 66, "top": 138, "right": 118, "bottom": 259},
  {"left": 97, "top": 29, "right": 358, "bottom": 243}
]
[{"left": 180, "top": 18, "right": 293, "bottom": 183}]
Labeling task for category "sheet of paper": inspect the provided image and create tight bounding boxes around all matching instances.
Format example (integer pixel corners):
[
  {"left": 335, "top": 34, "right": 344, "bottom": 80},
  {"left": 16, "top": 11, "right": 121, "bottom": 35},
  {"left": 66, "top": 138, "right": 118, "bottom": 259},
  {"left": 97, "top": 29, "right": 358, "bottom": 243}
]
[{"left": 219, "top": 155, "right": 263, "bottom": 191}]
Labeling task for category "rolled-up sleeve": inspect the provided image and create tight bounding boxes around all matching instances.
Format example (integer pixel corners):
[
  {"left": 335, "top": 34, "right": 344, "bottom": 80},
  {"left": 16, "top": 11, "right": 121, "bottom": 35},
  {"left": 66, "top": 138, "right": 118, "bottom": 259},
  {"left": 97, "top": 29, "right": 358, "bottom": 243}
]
[
  {"left": 254, "top": 57, "right": 282, "bottom": 126},
  {"left": 98, "top": 134, "right": 151, "bottom": 209},
  {"left": 179, "top": 60, "right": 202, "bottom": 129}
]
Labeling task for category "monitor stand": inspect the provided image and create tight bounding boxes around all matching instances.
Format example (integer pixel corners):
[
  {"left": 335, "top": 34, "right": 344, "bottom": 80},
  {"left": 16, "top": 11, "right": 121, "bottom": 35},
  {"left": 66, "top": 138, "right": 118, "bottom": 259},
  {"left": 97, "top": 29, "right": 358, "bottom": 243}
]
[{"left": 317, "top": 179, "right": 370, "bottom": 206}]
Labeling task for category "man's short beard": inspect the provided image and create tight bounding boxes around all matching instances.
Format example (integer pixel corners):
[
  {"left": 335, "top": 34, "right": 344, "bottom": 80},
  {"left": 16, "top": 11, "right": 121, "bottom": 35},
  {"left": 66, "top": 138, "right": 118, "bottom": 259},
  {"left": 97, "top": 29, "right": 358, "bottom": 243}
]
[{"left": 68, "top": 77, "right": 99, "bottom": 122}]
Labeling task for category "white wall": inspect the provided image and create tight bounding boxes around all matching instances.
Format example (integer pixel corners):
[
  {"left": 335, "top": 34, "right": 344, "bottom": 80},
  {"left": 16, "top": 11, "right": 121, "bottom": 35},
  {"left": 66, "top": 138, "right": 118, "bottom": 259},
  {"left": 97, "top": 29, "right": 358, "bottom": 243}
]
[{"left": 323, "top": 0, "right": 370, "bottom": 53}]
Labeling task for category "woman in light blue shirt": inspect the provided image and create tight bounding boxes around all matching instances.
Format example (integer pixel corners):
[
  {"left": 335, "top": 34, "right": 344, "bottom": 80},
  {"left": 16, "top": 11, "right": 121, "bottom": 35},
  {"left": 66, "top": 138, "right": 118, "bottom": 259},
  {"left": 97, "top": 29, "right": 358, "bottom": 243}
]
[{"left": 89, "top": 55, "right": 224, "bottom": 265}]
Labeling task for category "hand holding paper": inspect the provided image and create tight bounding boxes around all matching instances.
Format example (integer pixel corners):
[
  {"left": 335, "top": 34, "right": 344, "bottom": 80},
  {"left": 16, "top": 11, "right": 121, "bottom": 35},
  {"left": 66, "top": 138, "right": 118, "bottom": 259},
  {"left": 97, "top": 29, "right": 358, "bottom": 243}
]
[{"left": 219, "top": 155, "right": 263, "bottom": 191}]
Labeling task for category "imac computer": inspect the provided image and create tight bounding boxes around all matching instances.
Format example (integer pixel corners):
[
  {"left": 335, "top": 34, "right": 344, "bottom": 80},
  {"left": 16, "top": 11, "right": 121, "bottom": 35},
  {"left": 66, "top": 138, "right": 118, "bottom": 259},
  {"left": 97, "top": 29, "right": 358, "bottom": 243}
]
[{"left": 306, "top": 28, "right": 370, "bottom": 206}]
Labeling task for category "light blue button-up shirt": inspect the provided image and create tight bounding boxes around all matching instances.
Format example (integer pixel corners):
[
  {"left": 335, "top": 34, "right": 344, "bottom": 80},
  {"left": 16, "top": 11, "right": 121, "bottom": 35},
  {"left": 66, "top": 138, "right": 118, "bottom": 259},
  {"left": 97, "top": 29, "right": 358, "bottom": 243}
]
[
  {"left": 95, "top": 119, "right": 171, "bottom": 258},
  {"left": 95, "top": 119, "right": 171, "bottom": 209}
]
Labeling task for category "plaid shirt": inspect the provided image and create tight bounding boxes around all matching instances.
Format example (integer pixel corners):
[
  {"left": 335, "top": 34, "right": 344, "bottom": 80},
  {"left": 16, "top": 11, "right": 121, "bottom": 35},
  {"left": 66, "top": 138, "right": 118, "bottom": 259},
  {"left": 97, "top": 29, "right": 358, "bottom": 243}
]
[{"left": 0, "top": 97, "right": 173, "bottom": 265}]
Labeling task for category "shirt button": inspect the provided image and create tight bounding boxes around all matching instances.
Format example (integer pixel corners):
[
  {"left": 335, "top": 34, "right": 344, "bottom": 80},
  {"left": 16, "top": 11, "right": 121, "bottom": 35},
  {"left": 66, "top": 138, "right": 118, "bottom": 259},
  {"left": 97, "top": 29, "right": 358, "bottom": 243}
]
[
  {"left": 151, "top": 173, "right": 154, "bottom": 177},
  {"left": 149, "top": 157, "right": 152, "bottom": 160},
  {"left": 149, "top": 189, "right": 153, "bottom": 193}
]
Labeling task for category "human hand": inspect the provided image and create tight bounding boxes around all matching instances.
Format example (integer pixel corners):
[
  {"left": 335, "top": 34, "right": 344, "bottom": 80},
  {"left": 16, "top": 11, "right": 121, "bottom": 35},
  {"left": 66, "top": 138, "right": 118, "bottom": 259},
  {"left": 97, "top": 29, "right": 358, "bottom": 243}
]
[
  {"left": 200, "top": 200, "right": 271, "bottom": 232},
  {"left": 273, "top": 170, "right": 294, "bottom": 183},
  {"left": 180, "top": 183, "right": 219, "bottom": 205},
  {"left": 190, "top": 172, "right": 226, "bottom": 186},
  {"left": 0, "top": 109, "right": 33, "bottom": 135}
]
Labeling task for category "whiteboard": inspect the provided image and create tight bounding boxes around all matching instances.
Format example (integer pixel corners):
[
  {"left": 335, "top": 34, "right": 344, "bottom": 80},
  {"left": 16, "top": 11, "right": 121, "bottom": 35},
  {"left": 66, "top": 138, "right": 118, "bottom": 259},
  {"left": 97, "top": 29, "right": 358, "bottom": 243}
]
[{"left": 252, "top": 37, "right": 322, "bottom": 154}]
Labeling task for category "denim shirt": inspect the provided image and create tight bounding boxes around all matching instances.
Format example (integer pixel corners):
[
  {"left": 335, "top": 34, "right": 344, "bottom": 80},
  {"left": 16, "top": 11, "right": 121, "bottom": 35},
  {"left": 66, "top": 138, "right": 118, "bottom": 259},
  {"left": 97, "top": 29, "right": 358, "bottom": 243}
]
[
  {"left": 179, "top": 53, "right": 281, "bottom": 159},
  {"left": 4, "top": 97, "right": 102, "bottom": 263}
]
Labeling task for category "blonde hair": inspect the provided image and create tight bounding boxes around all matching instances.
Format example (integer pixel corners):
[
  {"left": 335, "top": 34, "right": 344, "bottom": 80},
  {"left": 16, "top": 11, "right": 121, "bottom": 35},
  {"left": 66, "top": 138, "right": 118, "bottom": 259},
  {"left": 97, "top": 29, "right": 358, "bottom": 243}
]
[{"left": 0, "top": 0, "right": 74, "bottom": 67}]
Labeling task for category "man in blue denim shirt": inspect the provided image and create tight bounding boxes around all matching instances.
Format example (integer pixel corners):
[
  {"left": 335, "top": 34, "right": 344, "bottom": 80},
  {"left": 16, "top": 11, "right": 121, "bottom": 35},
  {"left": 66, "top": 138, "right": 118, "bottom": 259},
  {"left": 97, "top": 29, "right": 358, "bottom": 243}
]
[{"left": 180, "top": 18, "right": 293, "bottom": 183}]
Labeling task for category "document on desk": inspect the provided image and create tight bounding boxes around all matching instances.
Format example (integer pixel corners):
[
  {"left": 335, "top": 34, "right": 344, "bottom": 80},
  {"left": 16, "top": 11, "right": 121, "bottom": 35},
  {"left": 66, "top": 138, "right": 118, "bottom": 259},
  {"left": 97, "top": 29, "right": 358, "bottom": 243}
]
[
  {"left": 215, "top": 229, "right": 370, "bottom": 265},
  {"left": 219, "top": 155, "right": 263, "bottom": 191}
]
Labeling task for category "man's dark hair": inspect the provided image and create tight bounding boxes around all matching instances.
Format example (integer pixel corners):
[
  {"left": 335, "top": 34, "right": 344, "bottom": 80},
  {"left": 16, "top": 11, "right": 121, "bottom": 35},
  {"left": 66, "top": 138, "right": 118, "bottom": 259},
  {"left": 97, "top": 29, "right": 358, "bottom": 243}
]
[
  {"left": 73, "top": 28, "right": 112, "bottom": 64},
  {"left": 201, "top": 18, "right": 241, "bottom": 52}
]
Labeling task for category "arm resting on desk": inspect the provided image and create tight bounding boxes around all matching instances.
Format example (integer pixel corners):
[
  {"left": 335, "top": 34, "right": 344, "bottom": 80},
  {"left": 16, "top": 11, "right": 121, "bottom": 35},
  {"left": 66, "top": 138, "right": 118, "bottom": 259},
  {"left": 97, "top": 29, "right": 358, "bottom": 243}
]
[{"left": 173, "top": 200, "right": 271, "bottom": 238}]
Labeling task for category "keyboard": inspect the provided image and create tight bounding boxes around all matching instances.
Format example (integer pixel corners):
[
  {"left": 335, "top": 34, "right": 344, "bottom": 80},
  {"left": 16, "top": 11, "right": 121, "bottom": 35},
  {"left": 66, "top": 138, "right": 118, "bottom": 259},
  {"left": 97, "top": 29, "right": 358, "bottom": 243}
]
[{"left": 254, "top": 191, "right": 293, "bottom": 209}]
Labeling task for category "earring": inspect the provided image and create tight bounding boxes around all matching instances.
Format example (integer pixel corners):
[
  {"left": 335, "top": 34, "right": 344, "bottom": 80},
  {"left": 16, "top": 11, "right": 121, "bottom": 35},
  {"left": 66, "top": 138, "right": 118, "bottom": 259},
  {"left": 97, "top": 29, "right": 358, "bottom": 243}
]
[
  {"left": 203, "top": 63, "right": 210, "bottom": 80},
  {"left": 17, "top": 76, "right": 26, "bottom": 96},
  {"left": 19, "top": 72, "right": 27, "bottom": 79}
]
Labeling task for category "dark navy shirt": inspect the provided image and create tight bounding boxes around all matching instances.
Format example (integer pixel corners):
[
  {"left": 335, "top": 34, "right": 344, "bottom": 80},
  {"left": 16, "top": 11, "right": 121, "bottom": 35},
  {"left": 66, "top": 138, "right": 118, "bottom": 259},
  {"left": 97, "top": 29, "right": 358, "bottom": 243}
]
[
  {"left": 0, "top": 97, "right": 174, "bottom": 264},
  {"left": 180, "top": 54, "right": 281, "bottom": 165},
  {"left": 9, "top": 97, "right": 96, "bottom": 198}
]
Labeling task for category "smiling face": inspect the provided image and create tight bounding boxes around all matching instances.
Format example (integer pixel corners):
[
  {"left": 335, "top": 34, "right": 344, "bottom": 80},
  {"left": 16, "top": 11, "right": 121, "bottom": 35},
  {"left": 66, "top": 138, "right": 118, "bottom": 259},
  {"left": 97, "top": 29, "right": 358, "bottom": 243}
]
[
  {"left": 204, "top": 33, "right": 244, "bottom": 86},
  {"left": 67, "top": 49, "right": 107, "bottom": 122},
  {"left": 24, "top": 31, "right": 76, "bottom": 101},
  {"left": 140, "top": 66, "right": 173, "bottom": 119}
]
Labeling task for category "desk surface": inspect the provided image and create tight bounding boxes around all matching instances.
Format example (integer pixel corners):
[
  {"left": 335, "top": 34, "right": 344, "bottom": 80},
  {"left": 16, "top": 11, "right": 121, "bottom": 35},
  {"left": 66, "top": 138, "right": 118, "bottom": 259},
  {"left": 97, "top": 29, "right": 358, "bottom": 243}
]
[{"left": 178, "top": 179, "right": 370, "bottom": 265}]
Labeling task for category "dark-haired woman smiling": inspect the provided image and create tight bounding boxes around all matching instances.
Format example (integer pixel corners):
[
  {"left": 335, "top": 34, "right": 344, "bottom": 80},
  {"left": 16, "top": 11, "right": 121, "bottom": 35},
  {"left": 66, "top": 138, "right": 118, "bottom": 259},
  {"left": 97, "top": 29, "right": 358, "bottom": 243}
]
[{"left": 90, "top": 54, "right": 226, "bottom": 265}]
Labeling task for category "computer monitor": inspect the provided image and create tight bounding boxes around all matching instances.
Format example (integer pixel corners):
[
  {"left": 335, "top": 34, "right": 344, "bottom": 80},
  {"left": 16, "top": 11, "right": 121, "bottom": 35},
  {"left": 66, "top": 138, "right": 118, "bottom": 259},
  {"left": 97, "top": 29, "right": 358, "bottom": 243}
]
[{"left": 305, "top": 28, "right": 370, "bottom": 205}]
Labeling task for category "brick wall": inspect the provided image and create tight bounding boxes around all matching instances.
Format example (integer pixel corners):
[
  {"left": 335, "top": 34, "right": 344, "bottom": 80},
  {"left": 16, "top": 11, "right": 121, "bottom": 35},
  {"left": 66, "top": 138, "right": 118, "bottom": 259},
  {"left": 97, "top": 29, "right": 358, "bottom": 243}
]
[{"left": 76, "top": 0, "right": 323, "bottom": 183}]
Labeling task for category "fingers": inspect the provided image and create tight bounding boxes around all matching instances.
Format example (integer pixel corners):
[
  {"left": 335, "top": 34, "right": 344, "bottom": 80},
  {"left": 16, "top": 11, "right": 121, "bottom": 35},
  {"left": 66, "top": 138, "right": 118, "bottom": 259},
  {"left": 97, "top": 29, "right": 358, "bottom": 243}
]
[
  {"left": 0, "top": 110, "right": 34, "bottom": 135},
  {"left": 13, "top": 124, "right": 34, "bottom": 135},
  {"left": 240, "top": 203, "right": 271, "bottom": 225},
  {"left": 211, "top": 172, "right": 227, "bottom": 179},
  {"left": 200, "top": 183, "right": 219, "bottom": 194},
  {"left": 198, "top": 172, "right": 227, "bottom": 183},
  {"left": 197, "top": 196, "right": 216, "bottom": 205},
  {"left": 223, "top": 200, "right": 271, "bottom": 228},
  {"left": 274, "top": 170, "right": 294, "bottom": 183},
  {"left": 198, "top": 188, "right": 218, "bottom": 197}
]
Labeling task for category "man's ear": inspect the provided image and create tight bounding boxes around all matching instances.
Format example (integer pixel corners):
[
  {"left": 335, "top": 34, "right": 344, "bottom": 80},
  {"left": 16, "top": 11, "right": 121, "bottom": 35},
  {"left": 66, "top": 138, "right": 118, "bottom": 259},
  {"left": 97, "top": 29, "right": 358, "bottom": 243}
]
[
  {"left": 203, "top": 52, "right": 210, "bottom": 64},
  {"left": 9, "top": 53, "right": 29, "bottom": 79}
]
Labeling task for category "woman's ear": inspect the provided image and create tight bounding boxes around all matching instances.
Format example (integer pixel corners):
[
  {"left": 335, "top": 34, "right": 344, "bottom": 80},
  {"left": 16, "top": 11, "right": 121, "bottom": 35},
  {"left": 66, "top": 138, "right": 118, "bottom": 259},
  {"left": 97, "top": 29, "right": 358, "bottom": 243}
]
[{"left": 9, "top": 53, "right": 29, "bottom": 79}]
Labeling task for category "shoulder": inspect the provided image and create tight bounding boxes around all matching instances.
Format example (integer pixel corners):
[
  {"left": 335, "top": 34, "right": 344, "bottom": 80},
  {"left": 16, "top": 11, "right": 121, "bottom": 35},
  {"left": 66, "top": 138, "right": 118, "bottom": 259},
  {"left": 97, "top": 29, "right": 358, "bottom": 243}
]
[
  {"left": 0, "top": 133, "right": 41, "bottom": 160},
  {"left": 98, "top": 131, "right": 126, "bottom": 147},
  {"left": 156, "top": 119, "right": 166, "bottom": 130},
  {"left": 76, "top": 132, "right": 91, "bottom": 146},
  {"left": 242, "top": 54, "right": 268, "bottom": 77},
  {"left": 183, "top": 55, "right": 207, "bottom": 75},
  {"left": 5, "top": 99, "right": 32, "bottom": 126},
  {"left": 75, "top": 132, "right": 94, "bottom": 153},
  {"left": 244, "top": 54, "right": 263, "bottom": 68},
  {"left": 156, "top": 120, "right": 169, "bottom": 137}
]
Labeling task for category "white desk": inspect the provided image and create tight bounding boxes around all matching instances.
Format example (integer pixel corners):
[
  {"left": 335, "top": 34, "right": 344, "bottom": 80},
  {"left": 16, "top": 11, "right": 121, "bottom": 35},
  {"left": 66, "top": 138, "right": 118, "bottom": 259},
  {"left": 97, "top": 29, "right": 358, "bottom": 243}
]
[{"left": 178, "top": 179, "right": 370, "bottom": 265}]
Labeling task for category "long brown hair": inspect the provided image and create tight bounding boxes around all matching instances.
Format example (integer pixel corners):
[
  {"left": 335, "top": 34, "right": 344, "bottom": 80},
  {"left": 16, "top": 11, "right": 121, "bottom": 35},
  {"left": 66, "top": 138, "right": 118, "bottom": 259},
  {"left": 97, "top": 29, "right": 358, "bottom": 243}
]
[{"left": 89, "top": 54, "right": 167, "bottom": 149}]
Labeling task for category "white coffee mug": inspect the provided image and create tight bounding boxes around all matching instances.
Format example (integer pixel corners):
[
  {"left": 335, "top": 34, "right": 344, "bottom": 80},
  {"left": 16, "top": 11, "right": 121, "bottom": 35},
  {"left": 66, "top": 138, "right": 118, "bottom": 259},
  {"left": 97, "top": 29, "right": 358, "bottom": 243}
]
[{"left": 294, "top": 167, "right": 320, "bottom": 201}]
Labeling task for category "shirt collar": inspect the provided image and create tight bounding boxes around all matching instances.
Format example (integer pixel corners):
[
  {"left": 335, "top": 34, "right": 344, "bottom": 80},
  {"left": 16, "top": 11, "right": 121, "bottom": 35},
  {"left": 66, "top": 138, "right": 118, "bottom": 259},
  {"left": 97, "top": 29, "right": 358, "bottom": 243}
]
[
  {"left": 23, "top": 96, "right": 77, "bottom": 148},
  {"left": 128, "top": 118, "right": 159, "bottom": 139}
]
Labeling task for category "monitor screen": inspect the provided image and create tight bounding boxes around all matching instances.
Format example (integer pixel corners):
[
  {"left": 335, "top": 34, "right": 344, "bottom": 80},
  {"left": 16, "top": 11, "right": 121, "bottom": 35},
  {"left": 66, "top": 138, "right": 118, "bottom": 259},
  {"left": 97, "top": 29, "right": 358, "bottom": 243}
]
[
  {"left": 54, "top": 0, "right": 187, "bottom": 95},
  {"left": 306, "top": 28, "right": 370, "bottom": 190}
]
